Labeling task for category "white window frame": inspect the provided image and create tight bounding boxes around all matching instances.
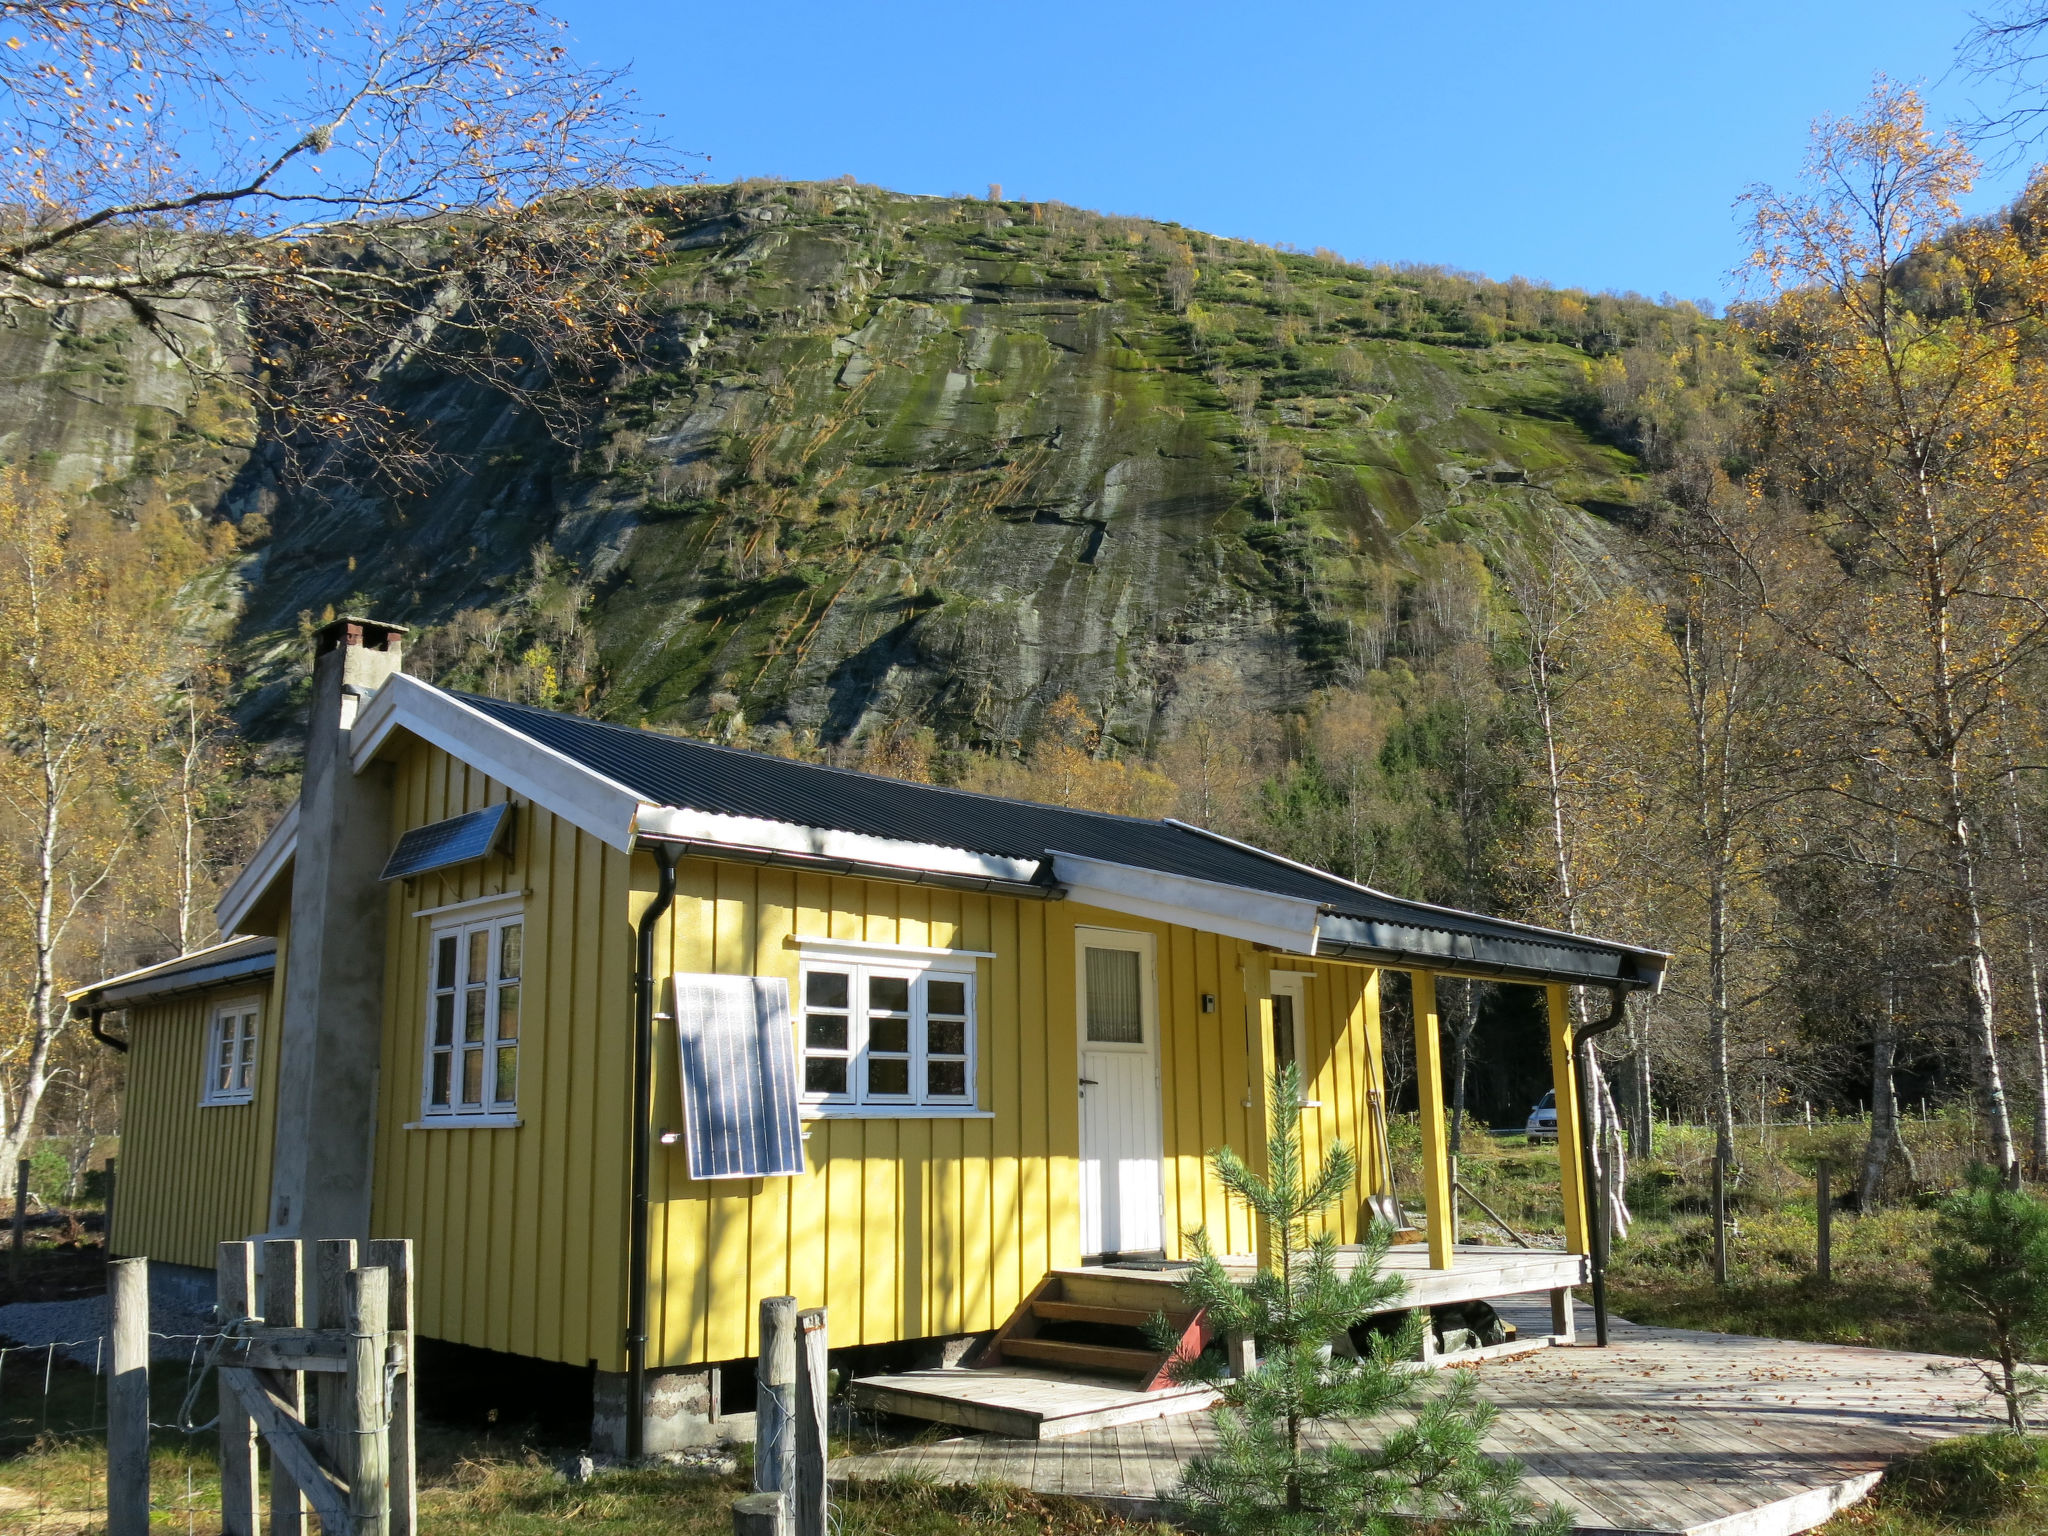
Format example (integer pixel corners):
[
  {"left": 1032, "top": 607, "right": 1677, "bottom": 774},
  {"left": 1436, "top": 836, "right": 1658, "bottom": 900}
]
[
  {"left": 420, "top": 900, "right": 526, "bottom": 1125},
  {"left": 1268, "top": 971, "right": 1308, "bottom": 1074},
  {"left": 201, "top": 996, "right": 262, "bottom": 1106},
  {"left": 797, "top": 945, "right": 983, "bottom": 1118}
]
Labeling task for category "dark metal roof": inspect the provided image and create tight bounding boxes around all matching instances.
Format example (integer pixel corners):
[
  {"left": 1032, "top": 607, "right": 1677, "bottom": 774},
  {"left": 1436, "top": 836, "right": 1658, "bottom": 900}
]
[
  {"left": 459, "top": 693, "right": 1667, "bottom": 989},
  {"left": 71, "top": 935, "right": 278, "bottom": 1008}
]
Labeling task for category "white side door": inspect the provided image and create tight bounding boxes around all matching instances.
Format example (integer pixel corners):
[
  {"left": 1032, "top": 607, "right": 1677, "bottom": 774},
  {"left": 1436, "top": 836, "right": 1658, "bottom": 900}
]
[{"left": 1077, "top": 928, "right": 1164, "bottom": 1258}]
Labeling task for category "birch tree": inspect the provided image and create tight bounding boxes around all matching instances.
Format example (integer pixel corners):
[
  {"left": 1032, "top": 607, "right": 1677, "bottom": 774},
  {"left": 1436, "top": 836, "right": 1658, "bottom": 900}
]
[
  {"left": 0, "top": 478, "right": 175, "bottom": 1171},
  {"left": 1740, "top": 82, "right": 2048, "bottom": 1184}
]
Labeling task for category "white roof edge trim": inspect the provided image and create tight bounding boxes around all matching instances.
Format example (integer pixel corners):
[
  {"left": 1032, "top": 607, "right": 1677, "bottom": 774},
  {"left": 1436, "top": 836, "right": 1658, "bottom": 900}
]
[
  {"left": 350, "top": 674, "right": 643, "bottom": 851},
  {"left": 1049, "top": 851, "right": 1321, "bottom": 955},
  {"left": 65, "top": 936, "right": 276, "bottom": 1002},
  {"left": 636, "top": 804, "right": 1043, "bottom": 884},
  {"left": 215, "top": 800, "right": 301, "bottom": 936},
  {"left": 1162, "top": 817, "right": 1672, "bottom": 964}
]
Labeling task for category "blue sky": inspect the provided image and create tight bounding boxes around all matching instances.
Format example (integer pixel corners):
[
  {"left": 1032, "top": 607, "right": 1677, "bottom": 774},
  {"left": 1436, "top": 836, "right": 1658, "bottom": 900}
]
[{"left": 551, "top": 1, "right": 2031, "bottom": 305}]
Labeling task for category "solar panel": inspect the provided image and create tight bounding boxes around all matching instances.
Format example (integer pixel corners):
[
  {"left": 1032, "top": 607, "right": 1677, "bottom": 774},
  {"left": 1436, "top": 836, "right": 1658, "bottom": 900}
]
[
  {"left": 672, "top": 975, "right": 805, "bottom": 1180},
  {"left": 379, "top": 802, "right": 511, "bottom": 881}
]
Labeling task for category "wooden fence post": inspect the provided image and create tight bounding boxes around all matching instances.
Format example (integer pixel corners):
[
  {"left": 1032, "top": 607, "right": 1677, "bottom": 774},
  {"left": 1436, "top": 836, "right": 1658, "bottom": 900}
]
[
  {"left": 10, "top": 1157, "right": 28, "bottom": 1280},
  {"left": 793, "top": 1308, "right": 828, "bottom": 1536},
  {"left": 316, "top": 1239, "right": 358, "bottom": 1468},
  {"left": 733, "top": 1492, "right": 785, "bottom": 1536},
  {"left": 217, "top": 1243, "right": 261, "bottom": 1536},
  {"left": 755, "top": 1296, "right": 797, "bottom": 1531},
  {"left": 1711, "top": 1149, "right": 1728, "bottom": 1286},
  {"left": 368, "top": 1238, "right": 417, "bottom": 1536},
  {"left": 263, "top": 1238, "right": 308, "bottom": 1536},
  {"left": 346, "top": 1264, "right": 393, "bottom": 1536},
  {"left": 1816, "top": 1158, "right": 1832, "bottom": 1285},
  {"left": 107, "top": 1256, "right": 149, "bottom": 1536}
]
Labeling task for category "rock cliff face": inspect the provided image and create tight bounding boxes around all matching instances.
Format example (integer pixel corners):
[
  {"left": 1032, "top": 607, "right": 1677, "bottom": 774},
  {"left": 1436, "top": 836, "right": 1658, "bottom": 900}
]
[{"left": 0, "top": 183, "right": 1679, "bottom": 755}]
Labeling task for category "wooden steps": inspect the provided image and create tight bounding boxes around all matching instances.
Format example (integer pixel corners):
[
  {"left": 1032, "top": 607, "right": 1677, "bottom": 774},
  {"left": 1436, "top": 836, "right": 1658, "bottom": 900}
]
[
  {"left": 848, "top": 1268, "right": 1221, "bottom": 1439},
  {"left": 972, "top": 1270, "right": 1213, "bottom": 1389}
]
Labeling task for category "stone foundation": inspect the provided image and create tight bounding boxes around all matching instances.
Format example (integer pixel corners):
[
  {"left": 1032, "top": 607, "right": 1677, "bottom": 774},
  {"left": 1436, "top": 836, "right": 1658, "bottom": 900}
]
[{"left": 591, "top": 1367, "right": 732, "bottom": 1456}]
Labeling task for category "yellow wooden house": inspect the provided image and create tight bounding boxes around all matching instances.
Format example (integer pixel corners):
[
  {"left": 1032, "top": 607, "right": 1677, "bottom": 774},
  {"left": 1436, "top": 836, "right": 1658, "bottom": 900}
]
[{"left": 73, "top": 619, "right": 1666, "bottom": 1451}]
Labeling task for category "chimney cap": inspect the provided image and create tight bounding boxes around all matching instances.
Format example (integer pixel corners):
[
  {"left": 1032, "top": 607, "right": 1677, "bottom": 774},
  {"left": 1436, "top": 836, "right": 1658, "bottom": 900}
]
[{"left": 315, "top": 616, "right": 408, "bottom": 657}]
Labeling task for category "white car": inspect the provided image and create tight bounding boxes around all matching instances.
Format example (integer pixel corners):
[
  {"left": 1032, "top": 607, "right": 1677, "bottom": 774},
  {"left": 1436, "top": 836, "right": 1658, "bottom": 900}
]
[{"left": 1525, "top": 1090, "right": 1558, "bottom": 1144}]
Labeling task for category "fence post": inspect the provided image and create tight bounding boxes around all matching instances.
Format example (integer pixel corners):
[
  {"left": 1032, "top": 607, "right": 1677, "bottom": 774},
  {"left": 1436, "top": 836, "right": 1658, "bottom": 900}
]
[
  {"left": 755, "top": 1296, "right": 797, "bottom": 1531},
  {"left": 1712, "top": 1149, "right": 1728, "bottom": 1286},
  {"left": 368, "top": 1238, "right": 417, "bottom": 1536},
  {"left": 346, "top": 1264, "right": 393, "bottom": 1536},
  {"left": 1816, "top": 1158, "right": 1832, "bottom": 1285},
  {"left": 733, "top": 1492, "right": 785, "bottom": 1536},
  {"left": 316, "top": 1239, "right": 358, "bottom": 1468},
  {"left": 217, "top": 1242, "right": 261, "bottom": 1536},
  {"left": 264, "top": 1239, "right": 308, "bottom": 1536},
  {"left": 108, "top": 1256, "right": 149, "bottom": 1536},
  {"left": 793, "top": 1308, "right": 828, "bottom": 1536},
  {"left": 10, "top": 1157, "right": 28, "bottom": 1280}
]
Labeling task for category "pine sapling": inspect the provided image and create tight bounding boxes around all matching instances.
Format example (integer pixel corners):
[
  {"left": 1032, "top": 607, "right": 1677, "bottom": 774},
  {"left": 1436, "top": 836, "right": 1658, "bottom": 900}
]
[
  {"left": 1155, "top": 1063, "right": 1567, "bottom": 1536},
  {"left": 1931, "top": 1164, "right": 2048, "bottom": 1431}
]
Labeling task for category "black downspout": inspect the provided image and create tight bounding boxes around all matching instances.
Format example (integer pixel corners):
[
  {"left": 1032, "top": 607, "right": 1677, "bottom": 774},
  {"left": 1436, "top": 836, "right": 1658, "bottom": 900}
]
[
  {"left": 626, "top": 842, "right": 682, "bottom": 1462},
  {"left": 86, "top": 1005, "right": 128, "bottom": 1053},
  {"left": 1574, "top": 985, "right": 1629, "bottom": 1347}
]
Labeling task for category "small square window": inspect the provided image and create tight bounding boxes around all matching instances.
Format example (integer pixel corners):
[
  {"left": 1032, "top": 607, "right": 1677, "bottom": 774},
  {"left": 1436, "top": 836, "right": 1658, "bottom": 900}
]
[{"left": 201, "top": 1001, "right": 260, "bottom": 1106}]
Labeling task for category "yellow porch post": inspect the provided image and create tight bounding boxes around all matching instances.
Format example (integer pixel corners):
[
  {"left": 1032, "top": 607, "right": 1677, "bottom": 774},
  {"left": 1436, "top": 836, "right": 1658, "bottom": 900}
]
[
  {"left": 1353, "top": 971, "right": 1382, "bottom": 1239},
  {"left": 1547, "top": 983, "right": 1590, "bottom": 1256},
  {"left": 1409, "top": 970, "right": 1454, "bottom": 1269},
  {"left": 1250, "top": 992, "right": 1277, "bottom": 1264}
]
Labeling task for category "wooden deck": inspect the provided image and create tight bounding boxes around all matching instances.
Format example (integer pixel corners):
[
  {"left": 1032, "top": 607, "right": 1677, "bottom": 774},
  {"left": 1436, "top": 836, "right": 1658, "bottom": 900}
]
[
  {"left": 1086, "top": 1242, "right": 1588, "bottom": 1312},
  {"left": 853, "top": 1366, "right": 1219, "bottom": 1439},
  {"left": 837, "top": 1299, "right": 1995, "bottom": 1536}
]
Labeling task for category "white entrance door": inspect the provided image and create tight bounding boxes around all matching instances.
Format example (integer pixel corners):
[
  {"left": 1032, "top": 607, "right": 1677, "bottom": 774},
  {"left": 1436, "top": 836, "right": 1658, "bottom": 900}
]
[{"left": 1077, "top": 929, "right": 1164, "bottom": 1258}]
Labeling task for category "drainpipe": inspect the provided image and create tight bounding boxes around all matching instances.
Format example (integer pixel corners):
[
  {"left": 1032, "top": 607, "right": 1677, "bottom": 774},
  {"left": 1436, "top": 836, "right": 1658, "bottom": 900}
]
[
  {"left": 626, "top": 842, "right": 682, "bottom": 1462},
  {"left": 1575, "top": 984, "right": 1629, "bottom": 1347},
  {"left": 85, "top": 1004, "right": 128, "bottom": 1053}
]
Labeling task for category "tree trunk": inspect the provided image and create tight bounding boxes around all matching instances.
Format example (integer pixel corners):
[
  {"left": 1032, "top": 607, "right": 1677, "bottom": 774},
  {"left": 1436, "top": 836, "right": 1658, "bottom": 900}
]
[
  {"left": 1947, "top": 777, "right": 2019, "bottom": 1184},
  {"left": 1858, "top": 977, "right": 1900, "bottom": 1210}
]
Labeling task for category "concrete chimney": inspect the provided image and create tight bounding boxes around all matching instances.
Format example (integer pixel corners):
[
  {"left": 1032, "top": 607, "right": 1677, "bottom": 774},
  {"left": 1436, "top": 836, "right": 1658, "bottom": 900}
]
[{"left": 266, "top": 617, "right": 407, "bottom": 1244}]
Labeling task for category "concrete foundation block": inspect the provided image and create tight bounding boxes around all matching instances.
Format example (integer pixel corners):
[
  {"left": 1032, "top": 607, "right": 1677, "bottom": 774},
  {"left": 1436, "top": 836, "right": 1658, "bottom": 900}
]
[{"left": 591, "top": 1368, "right": 723, "bottom": 1457}]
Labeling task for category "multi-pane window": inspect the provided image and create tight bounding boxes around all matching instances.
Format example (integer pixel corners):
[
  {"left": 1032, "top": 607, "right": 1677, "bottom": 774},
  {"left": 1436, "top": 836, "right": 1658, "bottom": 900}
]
[
  {"left": 800, "top": 959, "right": 975, "bottom": 1109},
  {"left": 424, "top": 913, "right": 522, "bottom": 1116},
  {"left": 202, "top": 1000, "right": 260, "bottom": 1105}
]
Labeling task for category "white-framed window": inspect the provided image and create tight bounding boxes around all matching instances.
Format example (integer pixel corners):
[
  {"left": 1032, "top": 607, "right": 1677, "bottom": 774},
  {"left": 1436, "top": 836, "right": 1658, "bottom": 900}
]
[
  {"left": 422, "top": 908, "right": 523, "bottom": 1119},
  {"left": 1268, "top": 972, "right": 1308, "bottom": 1075},
  {"left": 799, "top": 950, "right": 977, "bottom": 1112},
  {"left": 202, "top": 997, "right": 261, "bottom": 1105}
]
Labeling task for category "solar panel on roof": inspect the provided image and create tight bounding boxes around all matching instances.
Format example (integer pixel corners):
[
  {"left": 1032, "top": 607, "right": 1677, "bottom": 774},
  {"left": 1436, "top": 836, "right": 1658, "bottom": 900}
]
[
  {"left": 672, "top": 975, "right": 805, "bottom": 1180},
  {"left": 379, "top": 802, "right": 511, "bottom": 881}
]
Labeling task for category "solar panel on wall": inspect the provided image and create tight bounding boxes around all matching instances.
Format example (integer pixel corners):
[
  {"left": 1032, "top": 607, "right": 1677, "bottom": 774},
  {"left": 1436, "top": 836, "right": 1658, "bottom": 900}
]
[
  {"left": 379, "top": 802, "right": 511, "bottom": 881},
  {"left": 672, "top": 975, "right": 806, "bottom": 1180}
]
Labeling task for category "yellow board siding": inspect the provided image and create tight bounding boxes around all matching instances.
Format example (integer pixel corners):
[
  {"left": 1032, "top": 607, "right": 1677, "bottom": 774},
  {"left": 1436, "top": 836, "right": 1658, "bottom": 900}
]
[
  {"left": 367, "top": 740, "right": 634, "bottom": 1371},
  {"left": 641, "top": 854, "right": 1390, "bottom": 1367},
  {"left": 112, "top": 914, "right": 290, "bottom": 1268}
]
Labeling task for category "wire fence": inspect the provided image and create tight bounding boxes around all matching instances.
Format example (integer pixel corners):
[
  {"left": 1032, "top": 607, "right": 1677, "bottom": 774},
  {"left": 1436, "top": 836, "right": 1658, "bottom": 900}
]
[{"left": 0, "top": 1327, "right": 230, "bottom": 1534}]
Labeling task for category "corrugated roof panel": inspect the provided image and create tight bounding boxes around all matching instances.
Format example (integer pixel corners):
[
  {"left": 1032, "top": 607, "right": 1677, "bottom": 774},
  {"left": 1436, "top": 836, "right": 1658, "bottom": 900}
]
[{"left": 456, "top": 693, "right": 1662, "bottom": 981}]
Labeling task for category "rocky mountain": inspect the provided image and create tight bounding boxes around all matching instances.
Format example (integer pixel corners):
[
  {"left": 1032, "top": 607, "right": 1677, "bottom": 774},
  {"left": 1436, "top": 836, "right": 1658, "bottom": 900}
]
[{"left": 1, "top": 182, "right": 1708, "bottom": 759}]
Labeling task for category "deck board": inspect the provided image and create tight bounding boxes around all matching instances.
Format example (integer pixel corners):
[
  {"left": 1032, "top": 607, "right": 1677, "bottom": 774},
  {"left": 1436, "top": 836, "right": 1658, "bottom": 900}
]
[{"left": 835, "top": 1303, "right": 1997, "bottom": 1536}]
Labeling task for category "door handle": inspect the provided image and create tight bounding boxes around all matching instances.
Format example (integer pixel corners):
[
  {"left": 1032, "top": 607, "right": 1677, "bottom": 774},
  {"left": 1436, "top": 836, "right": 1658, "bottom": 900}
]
[{"left": 1079, "top": 1077, "right": 1098, "bottom": 1086}]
